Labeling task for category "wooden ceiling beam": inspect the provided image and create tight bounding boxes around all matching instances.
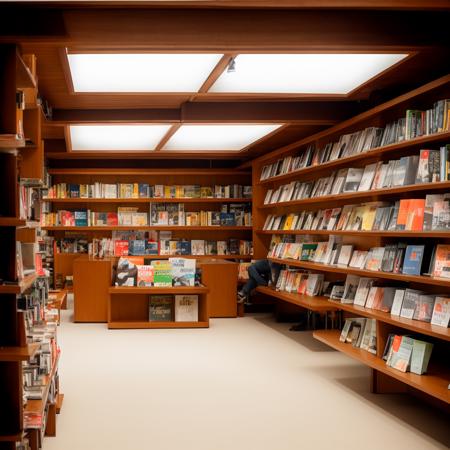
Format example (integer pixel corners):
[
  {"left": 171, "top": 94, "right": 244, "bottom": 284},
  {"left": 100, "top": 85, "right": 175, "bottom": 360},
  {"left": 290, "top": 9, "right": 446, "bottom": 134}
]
[
  {"left": 50, "top": 101, "right": 360, "bottom": 125},
  {"left": 0, "top": 8, "right": 449, "bottom": 49}
]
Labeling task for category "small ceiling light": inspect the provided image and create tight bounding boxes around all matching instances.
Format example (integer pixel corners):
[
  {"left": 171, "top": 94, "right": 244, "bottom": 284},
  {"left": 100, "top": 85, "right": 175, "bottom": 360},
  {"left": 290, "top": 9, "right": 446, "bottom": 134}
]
[{"left": 227, "top": 58, "right": 236, "bottom": 73}]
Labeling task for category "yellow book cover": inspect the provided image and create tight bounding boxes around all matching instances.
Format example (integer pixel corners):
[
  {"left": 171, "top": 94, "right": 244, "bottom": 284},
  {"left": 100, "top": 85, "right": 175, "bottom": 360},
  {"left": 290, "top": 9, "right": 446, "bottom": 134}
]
[
  {"left": 284, "top": 214, "right": 293, "bottom": 230},
  {"left": 361, "top": 205, "right": 377, "bottom": 231},
  {"left": 164, "top": 186, "right": 171, "bottom": 198}
]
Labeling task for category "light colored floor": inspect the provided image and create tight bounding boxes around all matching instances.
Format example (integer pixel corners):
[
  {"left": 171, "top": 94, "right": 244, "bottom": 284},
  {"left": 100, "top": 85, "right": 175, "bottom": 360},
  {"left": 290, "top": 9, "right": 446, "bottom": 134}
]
[{"left": 45, "top": 305, "right": 449, "bottom": 450}]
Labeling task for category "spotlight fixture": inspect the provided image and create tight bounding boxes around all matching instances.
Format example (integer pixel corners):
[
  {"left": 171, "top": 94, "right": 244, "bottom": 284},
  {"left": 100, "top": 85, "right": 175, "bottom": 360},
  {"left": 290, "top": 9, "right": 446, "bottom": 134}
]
[{"left": 227, "top": 57, "right": 236, "bottom": 73}]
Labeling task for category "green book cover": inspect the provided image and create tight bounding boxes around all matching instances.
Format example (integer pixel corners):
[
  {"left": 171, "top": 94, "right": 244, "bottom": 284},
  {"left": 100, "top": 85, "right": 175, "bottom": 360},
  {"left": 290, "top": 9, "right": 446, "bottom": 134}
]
[
  {"left": 149, "top": 295, "right": 173, "bottom": 322},
  {"left": 152, "top": 260, "right": 173, "bottom": 287},
  {"left": 410, "top": 339, "right": 434, "bottom": 375}
]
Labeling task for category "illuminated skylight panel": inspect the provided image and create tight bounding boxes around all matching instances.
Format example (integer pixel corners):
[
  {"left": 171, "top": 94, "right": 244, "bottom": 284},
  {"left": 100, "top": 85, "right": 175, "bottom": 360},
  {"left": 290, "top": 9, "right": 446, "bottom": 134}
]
[
  {"left": 163, "top": 124, "right": 282, "bottom": 151},
  {"left": 67, "top": 53, "right": 223, "bottom": 92},
  {"left": 209, "top": 53, "right": 408, "bottom": 94},
  {"left": 69, "top": 125, "right": 172, "bottom": 151}
]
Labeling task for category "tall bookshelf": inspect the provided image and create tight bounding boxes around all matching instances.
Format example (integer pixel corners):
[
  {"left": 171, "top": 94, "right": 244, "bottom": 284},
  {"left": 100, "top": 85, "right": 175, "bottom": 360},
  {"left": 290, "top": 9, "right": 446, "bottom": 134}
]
[
  {"left": 42, "top": 168, "right": 253, "bottom": 288},
  {"left": 251, "top": 74, "right": 450, "bottom": 405},
  {"left": 0, "top": 45, "right": 62, "bottom": 450}
]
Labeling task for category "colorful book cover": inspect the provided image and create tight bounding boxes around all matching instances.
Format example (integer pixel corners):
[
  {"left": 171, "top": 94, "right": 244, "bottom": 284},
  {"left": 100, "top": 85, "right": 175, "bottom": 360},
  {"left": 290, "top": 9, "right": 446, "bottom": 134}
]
[
  {"left": 149, "top": 295, "right": 173, "bottom": 321},
  {"left": 432, "top": 244, "right": 450, "bottom": 279},
  {"left": 152, "top": 260, "right": 172, "bottom": 286},
  {"left": 114, "top": 240, "right": 129, "bottom": 256},
  {"left": 136, "top": 265, "right": 154, "bottom": 287},
  {"left": 402, "top": 245, "right": 425, "bottom": 275}
]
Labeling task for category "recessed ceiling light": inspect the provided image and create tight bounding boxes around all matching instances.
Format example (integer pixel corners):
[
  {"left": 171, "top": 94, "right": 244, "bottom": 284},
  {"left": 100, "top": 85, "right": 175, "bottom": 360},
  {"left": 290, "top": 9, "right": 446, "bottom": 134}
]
[
  {"left": 162, "top": 124, "right": 283, "bottom": 151},
  {"left": 67, "top": 53, "right": 223, "bottom": 92},
  {"left": 69, "top": 124, "right": 172, "bottom": 151},
  {"left": 209, "top": 53, "right": 409, "bottom": 94}
]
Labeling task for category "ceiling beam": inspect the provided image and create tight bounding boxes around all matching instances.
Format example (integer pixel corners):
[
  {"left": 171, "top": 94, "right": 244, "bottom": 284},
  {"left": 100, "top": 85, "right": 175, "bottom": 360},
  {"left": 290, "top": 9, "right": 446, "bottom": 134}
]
[
  {"left": 0, "top": 8, "right": 449, "bottom": 49},
  {"left": 50, "top": 101, "right": 360, "bottom": 125}
]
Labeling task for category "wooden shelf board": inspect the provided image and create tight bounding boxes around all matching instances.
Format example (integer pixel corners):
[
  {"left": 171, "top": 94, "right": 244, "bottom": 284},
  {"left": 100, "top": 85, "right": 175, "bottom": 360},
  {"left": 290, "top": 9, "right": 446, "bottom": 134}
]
[
  {"left": 0, "top": 273, "right": 38, "bottom": 294},
  {"left": 256, "top": 285, "right": 337, "bottom": 312},
  {"left": 43, "top": 197, "right": 252, "bottom": 203},
  {"left": 48, "top": 168, "right": 251, "bottom": 176},
  {"left": 313, "top": 330, "right": 450, "bottom": 404},
  {"left": 108, "top": 320, "right": 209, "bottom": 329},
  {"left": 328, "top": 300, "right": 450, "bottom": 341},
  {"left": 260, "top": 181, "right": 450, "bottom": 209},
  {"left": 55, "top": 252, "right": 250, "bottom": 260},
  {"left": 0, "top": 432, "right": 23, "bottom": 442},
  {"left": 0, "top": 217, "right": 26, "bottom": 227},
  {"left": 257, "top": 131, "right": 450, "bottom": 186},
  {"left": 42, "top": 226, "right": 252, "bottom": 231},
  {"left": 257, "top": 230, "right": 450, "bottom": 238},
  {"left": 16, "top": 51, "right": 37, "bottom": 88},
  {"left": 0, "top": 343, "right": 40, "bottom": 362},
  {"left": 268, "top": 257, "right": 450, "bottom": 288},
  {"left": 25, "top": 352, "right": 60, "bottom": 417},
  {"left": 0, "top": 136, "right": 26, "bottom": 150},
  {"left": 109, "top": 286, "right": 209, "bottom": 294},
  {"left": 56, "top": 393, "right": 64, "bottom": 414}
]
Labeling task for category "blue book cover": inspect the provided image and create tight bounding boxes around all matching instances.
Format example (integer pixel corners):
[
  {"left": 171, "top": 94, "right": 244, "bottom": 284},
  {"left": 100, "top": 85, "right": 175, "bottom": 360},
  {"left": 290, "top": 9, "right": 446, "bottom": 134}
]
[
  {"left": 220, "top": 212, "right": 236, "bottom": 226},
  {"left": 178, "top": 240, "right": 191, "bottom": 255},
  {"left": 139, "top": 183, "right": 149, "bottom": 198},
  {"left": 402, "top": 245, "right": 425, "bottom": 275},
  {"left": 145, "top": 241, "right": 159, "bottom": 255},
  {"left": 74, "top": 210, "right": 87, "bottom": 226},
  {"left": 129, "top": 240, "right": 146, "bottom": 255},
  {"left": 69, "top": 184, "right": 80, "bottom": 198}
]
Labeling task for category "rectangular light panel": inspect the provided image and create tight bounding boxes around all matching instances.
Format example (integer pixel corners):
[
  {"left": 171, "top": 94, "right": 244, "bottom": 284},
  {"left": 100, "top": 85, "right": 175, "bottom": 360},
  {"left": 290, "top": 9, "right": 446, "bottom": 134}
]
[
  {"left": 67, "top": 53, "right": 223, "bottom": 92},
  {"left": 69, "top": 124, "right": 172, "bottom": 151},
  {"left": 163, "top": 124, "right": 283, "bottom": 151},
  {"left": 209, "top": 53, "right": 409, "bottom": 94}
]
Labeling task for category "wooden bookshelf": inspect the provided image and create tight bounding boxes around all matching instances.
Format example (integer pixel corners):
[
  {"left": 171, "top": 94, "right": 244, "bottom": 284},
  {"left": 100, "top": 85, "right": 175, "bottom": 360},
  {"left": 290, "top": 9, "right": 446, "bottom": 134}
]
[
  {"left": 257, "top": 229, "right": 450, "bottom": 238},
  {"left": 313, "top": 330, "right": 450, "bottom": 404},
  {"left": 0, "top": 344, "right": 40, "bottom": 362},
  {"left": 0, "top": 273, "right": 38, "bottom": 294},
  {"left": 42, "top": 226, "right": 252, "bottom": 231},
  {"left": 327, "top": 300, "right": 450, "bottom": 341},
  {"left": 260, "top": 181, "right": 450, "bottom": 209},
  {"left": 43, "top": 197, "right": 252, "bottom": 204},
  {"left": 108, "top": 285, "right": 210, "bottom": 329},
  {"left": 268, "top": 257, "right": 450, "bottom": 288},
  {"left": 251, "top": 74, "right": 450, "bottom": 405},
  {"left": 256, "top": 285, "right": 337, "bottom": 313},
  {"left": 257, "top": 130, "right": 450, "bottom": 186}
]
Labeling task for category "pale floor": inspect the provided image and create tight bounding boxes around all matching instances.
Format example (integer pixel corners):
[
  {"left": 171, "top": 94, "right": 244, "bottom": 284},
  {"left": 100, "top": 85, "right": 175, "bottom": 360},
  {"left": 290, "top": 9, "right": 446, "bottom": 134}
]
[{"left": 45, "top": 302, "right": 450, "bottom": 450}]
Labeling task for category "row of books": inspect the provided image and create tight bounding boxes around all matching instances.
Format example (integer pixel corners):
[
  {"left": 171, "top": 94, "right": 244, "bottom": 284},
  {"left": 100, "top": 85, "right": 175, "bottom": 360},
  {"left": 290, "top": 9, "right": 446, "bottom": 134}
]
[
  {"left": 260, "top": 99, "right": 450, "bottom": 181},
  {"left": 331, "top": 274, "right": 450, "bottom": 328},
  {"left": 45, "top": 183, "right": 252, "bottom": 200},
  {"left": 268, "top": 237, "right": 450, "bottom": 278},
  {"left": 149, "top": 295, "right": 199, "bottom": 322},
  {"left": 275, "top": 270, "right": 326, "bottom": 297},
  {"left": 263, "top": 195, "right": 450, "bottom": 232},
  {"left": 339, "top": 318, "right": 377, "bottom": 355},
  {"left": 88, "top": 237, "right": 252, "bottom": 258},
  {"left": 115, "top": 257, "right": 197, "bottom": 287},
  {"left": 41, "top": 203, "right": 252, "bottom": 227},
  {"left": 264, "top": 148, "right": 449, "bottom": 205},
  {"left": 19, "top": 184, "right": 41, "bottom": 221}
]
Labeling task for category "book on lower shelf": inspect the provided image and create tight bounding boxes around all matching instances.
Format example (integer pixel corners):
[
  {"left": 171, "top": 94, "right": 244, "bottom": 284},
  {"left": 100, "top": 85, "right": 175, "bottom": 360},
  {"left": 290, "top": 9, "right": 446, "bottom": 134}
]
[
  {"left": 149, "top": 295, "right": 173, "bottom": 321},
  {"left": 175, "top": 295, "right": 199, "bottom": 322}
]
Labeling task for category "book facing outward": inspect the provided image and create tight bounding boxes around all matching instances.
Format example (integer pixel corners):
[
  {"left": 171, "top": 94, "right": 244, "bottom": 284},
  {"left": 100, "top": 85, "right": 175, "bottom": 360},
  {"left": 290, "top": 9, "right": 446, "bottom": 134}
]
[
  {"left": 387, "top": 335, "right": 414, "bottom": 372},
  {"left": 174, "top": 295, "right": 199, "bottom": 322},
  {"left": 390, "top": 289, "right": 405, "bottom": 316},
  {"left": 430, "top": 297, "right": 450, "bottom": 328},
  {"left": 432, "top": 245, "right": 450, "bottom": 279},
  {"left": 410, "top": 339, "right": 434, "bottom": 375},
  {"left": 149, "top": 295, "right": 173, "bottom": 322}
]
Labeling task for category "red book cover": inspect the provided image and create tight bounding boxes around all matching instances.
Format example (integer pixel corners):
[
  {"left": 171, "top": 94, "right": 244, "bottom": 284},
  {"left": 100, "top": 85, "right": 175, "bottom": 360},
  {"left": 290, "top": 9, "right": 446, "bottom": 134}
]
[
  {"left": 107, "top": 212, "right": 118, "bottom": 226},
  {"left": 406, "top": 199, "right": 425, "bottom": 231},
  {"left": 114, "top": 240, "right": 129, "bottom": 256}
]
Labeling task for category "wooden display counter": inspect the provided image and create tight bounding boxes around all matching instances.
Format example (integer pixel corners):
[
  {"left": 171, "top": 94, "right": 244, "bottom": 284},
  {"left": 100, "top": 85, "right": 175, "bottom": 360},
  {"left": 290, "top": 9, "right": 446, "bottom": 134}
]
[
  {"left": 73, "top": 256, "right": 115, "bottom": 322},
  {"left": 197, "top": 259, "right": 238, "bottom": 318}
]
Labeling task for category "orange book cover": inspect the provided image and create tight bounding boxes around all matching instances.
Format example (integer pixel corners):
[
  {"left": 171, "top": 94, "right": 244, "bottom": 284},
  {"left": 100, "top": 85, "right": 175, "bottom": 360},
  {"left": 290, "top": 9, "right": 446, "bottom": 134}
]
[
  {"left": 432, "top": 245, "right": 450, "bottom": 279},
  {"left": 396, "top": 199, "right": 410, "bottom": 230},
  {"left": 372, "top": 288, "right": 384, "bottom": 310},
  {"left": 405, "top": 199, "right": 425, "bottom": 231}
]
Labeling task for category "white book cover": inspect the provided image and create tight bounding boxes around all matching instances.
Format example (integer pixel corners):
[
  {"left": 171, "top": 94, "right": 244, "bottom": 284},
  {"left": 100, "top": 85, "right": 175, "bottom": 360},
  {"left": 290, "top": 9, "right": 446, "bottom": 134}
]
[
  {"left": 337, "top": 245, "right": 354, "bottom": 267},
  {"left": 390, "top": 289, "right": 405, "bottom": 316},
  {"left": 175, "top": 295, "right": 199, "bottom": 322},
  {"left": 343, "top": 168, "right": 364, "bottom": 192},
  {"left": 353, "top": 278, "right": 375, "bottom": 307},
  {"left": 357, "top": 163, "right": 377, "bottom": 191},
  {"left": 430, "top": 297, "right": 450, "bottom": 327}
]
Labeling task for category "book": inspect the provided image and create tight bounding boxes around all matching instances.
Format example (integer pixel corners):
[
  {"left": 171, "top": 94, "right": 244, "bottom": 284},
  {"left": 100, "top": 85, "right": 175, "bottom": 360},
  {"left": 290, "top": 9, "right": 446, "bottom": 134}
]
[
  {"left": 402, "top": 245, "right": 425, "bottom": 275},
  {"left": 353, "top": 278, "right": 374, "bottom": 307},
  {"left": 149, "top": 295, "right": 173, "bottom": 321},
  {"left": 336, "top": 245, "right": 353, "bottom": 267},
  {"left": 358, "top": 163, "right": 377, "bottom": 191},
  {"left": 413, "top": 294, "right": 435, "bottom": 322},
  {"left": 400, "top": 289, "right": 422, "bottom": 319},
  {"left": 410, "top": 339, "right": 433, "bottom": 375},
  {"left": 390, "top": 289, "right": 405, "bottom": 316},
  {"left": 136, "top": 265, "right": 154, "bottom": 287},
  {"left": 415, "top": 149, "right": 440, "bottom": 183},
  {"left": 174, "top": 295, "right": 199, "bottom": 322},
  {"left": 387, "top": 335, "right": 414, "bottom": 372},
  {"left": 430, "top": 297, "right": 450, "bottom": 327},
  {"left": 152, "top": 260, "right": 172, "bottom": 287},
  {"left": 432, "top": 244, "right": 450, "bottom": 279},
  {"left": 343, "top": 168, "right": 364, "bottom": 192},
  {"left": 341, "top": 275, "right": 360, "bottom": 304},
  {"left": 169, "top": 258, "right": 196, "bottom": 287}
]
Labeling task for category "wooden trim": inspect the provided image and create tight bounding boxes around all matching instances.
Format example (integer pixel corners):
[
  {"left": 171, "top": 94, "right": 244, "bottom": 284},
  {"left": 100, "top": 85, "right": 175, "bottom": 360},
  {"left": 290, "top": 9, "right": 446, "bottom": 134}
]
[
  {"left": 268, "top": 257, "right": 450, "bottom": 287},
  {"left": 0, "top": 343, "right": 40, "bottom": 362},
  {"left": 197, "top": 54, "right": 236, "bottom": 93},
  {"left": 48, "top": 168, "right": 251, "bottom": 176},
  {"left": 0, "top": 273, "right": 38, "bottom": 294},
  {"left": 59, "top": 47, "right": 75, "bottom": 94},
  {"left": 42, "top": 226, "right": 252, "bottom": 231},
  {"left": 43, "top": 198, "right": 252, "bottom": 203},
  {"left": 260, "top": 181, "right": 450, "bottom": 209},
  {"left": 109, "top": 286, "right": 209, "bottom": 294},
  {"left": 108, "top": 321, "right": 209, "bottom": 329},
  {"left": 154, "top": 123, "right": 181, "bottom": 151}
]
